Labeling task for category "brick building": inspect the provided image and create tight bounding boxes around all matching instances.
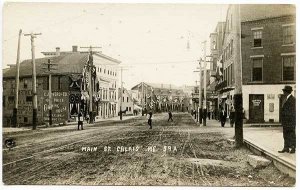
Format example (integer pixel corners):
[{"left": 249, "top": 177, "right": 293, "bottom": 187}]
[
  {"left": 3, "top": 46, "right": 120, "bottom": 127},
  {"left": 214, "top": 4, "right": 296, "bottom": 123}
]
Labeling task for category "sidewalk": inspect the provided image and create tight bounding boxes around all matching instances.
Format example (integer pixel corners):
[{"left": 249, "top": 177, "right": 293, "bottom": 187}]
[
  {"left": 2, "top": 115, "right": 140, "bottom": 134},
  {"left": 243, "top": 127, "right": 296, "bottom": 177},
  {"left": 190, "top": 115, "right": 296, "bottom": 178}
]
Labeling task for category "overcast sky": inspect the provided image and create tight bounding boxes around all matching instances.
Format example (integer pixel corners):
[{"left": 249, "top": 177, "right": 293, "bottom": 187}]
[{"left": 3, "top": 2, "right": 228, "bottom": 88}]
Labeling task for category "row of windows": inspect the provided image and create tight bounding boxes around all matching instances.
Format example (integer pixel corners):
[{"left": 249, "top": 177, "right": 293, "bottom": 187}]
[
  {"left": 3, "top": 96, "right": 32, "bottom": 107},
  {"left": 223, "top": 64, "right": 234, "bottom": 86},
  {"left": 98, "top": 88, "right": 117, "bottom": 101},
  {"left": 122, "top": 96, "right": 130, "bottom": 102},
  {"left": 96, "top": 67, "right": 117, "bottom": 77},
  {"left": 251, "top": 56, "right": 295, "bottom": 82},
  {"left": 219, "top": 55, "right": 295, "bottom": 84},
  {"left": 126, "top": 107, "right": 132, "bottom": 112},
  {"left": 252, "top": 24, "right": 295, "bottom": 48},
  {"left": 223, "top": 40, "right": 234, "bottom": 62}
]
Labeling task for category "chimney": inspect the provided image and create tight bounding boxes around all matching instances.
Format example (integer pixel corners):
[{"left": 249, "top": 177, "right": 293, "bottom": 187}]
[
  {"left": 55, "top": 47, "right": 60, "bottom": 56},
  {"left": 72, "top": 45, "right": 78, "bottom": 52}
]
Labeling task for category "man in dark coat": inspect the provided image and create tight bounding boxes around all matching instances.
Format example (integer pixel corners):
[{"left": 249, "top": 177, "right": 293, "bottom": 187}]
[
  {"left": 220, "top": 107, "right": 227, "bottom": 127},
  {"left": 168, "top": 111, "right": 173, "bottom": 122},
  {"left": 279, "top": 86, "right": 296, "bottom": 154},
  {"left": 147, "top": 111, "right": 153, "bottom": 129}
]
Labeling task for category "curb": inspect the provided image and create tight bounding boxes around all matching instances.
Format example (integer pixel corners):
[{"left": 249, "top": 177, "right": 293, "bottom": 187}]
[
  {"left": 3, "top": 115, "right": 141, "bottom": 135},
  {"left": 243, "top": 139, "right": 295, "bottom": 178}
]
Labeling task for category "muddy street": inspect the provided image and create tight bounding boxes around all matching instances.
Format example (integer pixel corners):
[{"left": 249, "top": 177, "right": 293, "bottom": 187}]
[{"left": 3, "top": 113, "right": 295, "bottom": 186}]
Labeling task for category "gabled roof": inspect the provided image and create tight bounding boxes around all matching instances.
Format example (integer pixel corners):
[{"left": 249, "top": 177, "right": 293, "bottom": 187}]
[
  {"left": 3, "top": 53, "right": 89, "bottom": 78},
  {"left": 131, "top": 82, "right": 179, "bottom": 90}
]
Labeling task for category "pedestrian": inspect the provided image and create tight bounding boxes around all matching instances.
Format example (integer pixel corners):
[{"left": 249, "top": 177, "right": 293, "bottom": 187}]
[
  {"left": 78, "top": 109, "right": 84, "bottom": 130},
  {"left": 85, "top": 114, "right": 90, "bottom": 123},
  {"left": 208, "top": 111, "right": 211, "bottom": 120},
  {"left": 168, "top": 110, "right": 173, "bottom": 122},
  {"left": 278, "top": 86, "right": 296, "bottom": 154},
  {"left": 229, "top": 107, "right": 235, "bottom": 128},
  {"left": 147, "top": 111, "right": 153, "bottom": 129},
  {"left": 220, "top": 107, "right": 227, "bottom": 127}
]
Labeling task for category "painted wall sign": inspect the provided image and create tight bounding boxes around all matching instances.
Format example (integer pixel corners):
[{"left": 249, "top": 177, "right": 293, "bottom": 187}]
[{"left": 43, "top": 91, "right": 69, "bottom": 123}]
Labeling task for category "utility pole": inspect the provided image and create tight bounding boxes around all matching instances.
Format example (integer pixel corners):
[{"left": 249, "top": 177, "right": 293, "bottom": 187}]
[
  {"left": 24, "top": 32, "right": 41, "bottom": 130},
  {"left": 12, "top": 29, "right": 22, "bottom": 128},
  {"left": 120, "top": 67, "right": 123, "bottom": 120},
  {"left": 141, "top": 82, "right": 144, "bottom": 116},
  {"left": 118, "top": 66, "right": 129, "bottom": 120},
  {"left": 203, "top": 41, "right": 207, "bottom": 126},
  {"left": 80, "top": 46, "right": 101, "bottom": 124},
  {"left": 42, "top": 59, "right": 57, "bottom": 126},
  {"left": 234, "top": 4, "right": 244, "bottom": 147},
  {"left": 193, "top": 64, "right": 202, "bottom": 126},
  {"left": 199, "top": 60, "right": 203, "bottom": 125}
]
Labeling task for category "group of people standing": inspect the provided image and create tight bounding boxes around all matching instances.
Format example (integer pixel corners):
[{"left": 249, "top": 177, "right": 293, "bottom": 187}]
[{"left": 219, "top": 106, "right": 236, "bottom": 128}]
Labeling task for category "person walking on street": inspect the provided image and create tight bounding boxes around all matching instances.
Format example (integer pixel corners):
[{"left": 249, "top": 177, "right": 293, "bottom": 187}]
[
  {"left": 147, "top": 111, "right": 153, "bottom": 129},
  {"left": 278, "top": 86, "right": 296, "bottom": 154},
  {"left": 220, "top": 107, "right": 227, "bottom": 127},
  {"left": 168, "top": 111, "right": 173, "bottom": 122},
  {"left": 229, "top": 107, "right": 235, "bottom": 128},
  {"left": 78, "top": 109, "right": 84, "bottom": 130}
]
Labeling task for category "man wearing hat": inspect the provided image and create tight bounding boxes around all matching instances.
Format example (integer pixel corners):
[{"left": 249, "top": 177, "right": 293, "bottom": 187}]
[{"left": 278, "top": 85, "right": 296, "bottom": 154}]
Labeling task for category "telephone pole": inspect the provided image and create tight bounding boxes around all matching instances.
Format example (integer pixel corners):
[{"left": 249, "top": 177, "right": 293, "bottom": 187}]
[
  {"left": 24, "top": 32, "right": 42, "bottom": 130},
  {"left": 193, "top": 63, "right": 202, "bottom": 125},
  {"left": 120, "top": 67, "right": 123, "bottom": 120},
  {"left": 118, "top": 66, "right": 129, "bottom": 120},
  {"left": 203, "top": 41, "right": 207, "bottom": 126},
  {"left": 141, "top": 82, "right": 144, "bottom": 116},
  {"left": 42, "top": 59, "right": 57, "bottom": 126},
  {"left": 234, "top": 5, "right": 244, "bottom": 147},
  {"left": 12, "top": 29, "right": 22, "bottom": 128},
  {"left": 80, "top": 46, "right": 101, "bottom": 124}
]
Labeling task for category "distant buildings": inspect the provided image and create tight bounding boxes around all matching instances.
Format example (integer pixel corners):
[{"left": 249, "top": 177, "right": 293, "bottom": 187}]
[
  {"left": 3, "top": 46, "right": 120, "bottom": 126},
  {"left": 131, "top": 82, "right": 192, "bottom": 113},
  {"left": 118, "top": 88, "right": 135, "bottom": 115},
  {"left": 210, "top": 4, "right": 296, "bottom": 123}
]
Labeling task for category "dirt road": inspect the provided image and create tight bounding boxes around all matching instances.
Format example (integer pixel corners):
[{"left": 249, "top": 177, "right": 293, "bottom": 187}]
[{"left": 2, "top": 113, "right": 295, "bottom": 186}]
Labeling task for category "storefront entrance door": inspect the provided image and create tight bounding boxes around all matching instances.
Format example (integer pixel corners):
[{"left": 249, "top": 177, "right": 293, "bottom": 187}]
[{"left": 249, "top": 94, "right": 264, "bottom": 123}]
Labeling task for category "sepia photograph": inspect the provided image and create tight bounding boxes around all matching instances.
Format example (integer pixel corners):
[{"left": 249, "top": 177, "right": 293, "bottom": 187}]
[{"left": 1, "top": 0, "right": 297, "bottom": 188}]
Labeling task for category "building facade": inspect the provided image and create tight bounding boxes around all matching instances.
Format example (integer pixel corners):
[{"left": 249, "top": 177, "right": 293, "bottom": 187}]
[
  {"left": 3, "top": 46, "right": 120, "bottom": 127},
  {"left": 118, "top": 88, "right": 134, "bottom": 115},
  {"left": 131, "top": 82, "right": 190, "bottom": 113},
  {"left": 214, "top": 4, "right": 296, "bottom": 123}
]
